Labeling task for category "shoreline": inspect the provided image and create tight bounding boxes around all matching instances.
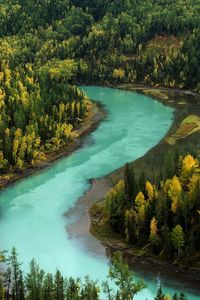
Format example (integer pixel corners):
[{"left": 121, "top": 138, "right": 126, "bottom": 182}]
[
  {"left": 1, "top": 83, "right": 199, "bottom": 190},
  {"left": 115, "top": 83, "right": 200, "bottom": 97},
  {"left": 80, "top": 82, "right": 200, "bottom": 97},
  {"left": 66, "top": 84, "right": 200, "bottom": 293},
  {"left": 90, "top": 200, "right": 200, "bottom": 293},
  {"left": 0, "top": 101, "right": 107, "bottom": 190},
  {"left": 1, "top": 83, "right": 200, "bottom": 293}
]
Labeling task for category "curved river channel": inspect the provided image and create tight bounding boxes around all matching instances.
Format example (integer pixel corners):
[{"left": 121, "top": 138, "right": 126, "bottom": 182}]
[{"left": 0, "top": 86, "right": 199, "bottom": 299}]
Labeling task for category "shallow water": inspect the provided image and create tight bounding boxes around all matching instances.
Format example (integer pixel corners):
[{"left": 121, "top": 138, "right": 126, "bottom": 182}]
[{"left": 0, "top": 86, "right": 198, "bottom": 299}]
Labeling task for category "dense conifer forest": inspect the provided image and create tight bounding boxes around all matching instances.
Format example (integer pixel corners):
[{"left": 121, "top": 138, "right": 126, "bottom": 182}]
[
  {"left": 0, "top": 0, "right": 200, "bottom": 172},
  {"left": 0, "top": 0, "right": 200, "bottom": 90},
  {"left": 102, "top": 153, "right": 200, "bottom": 264},
  {"left": 0, "top": 249, "right": 188, "bottom": 300},
  {"left": 0, "top": 61, "right": 87, "bottom": 170}
]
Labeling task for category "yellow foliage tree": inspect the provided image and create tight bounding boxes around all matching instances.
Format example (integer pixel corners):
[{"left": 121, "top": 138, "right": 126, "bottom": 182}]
[
  {"left": 12, "top": 128, "right": 22, "bottom": 164},
  {"left": 0, "top": 151, "right": 7, "bottom": 169},
  {"left": 188, "top": 174, "right": 200, "bottom": 204},
  {"left": 149, "top": 217, "right": 159, "bottom": 246},
  {"left": 164, "top": 295, "right": 171, "bottom": 300},
  {"left": 135, "top": 191, "right": 145, "bottom": 207},
  {"left": 113, "top": 68, "right": 125, "bottom": 80},
  {"left": 146, "top": 180, "right": 154, "bottom": 201},
  {"left": 134, "top": 192, "right": 146, "bottom": 237},
  {"left": 168, "top": 176, "right": 182, "bottom": 213},
  {"left": 150, "top": 217, "right": 158, "bottom": 238},
  {"left": 181, "top": 154, "right": 199, "bottom": 181}
]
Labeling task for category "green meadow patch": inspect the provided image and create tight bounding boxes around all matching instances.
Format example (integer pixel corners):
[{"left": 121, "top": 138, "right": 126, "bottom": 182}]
[{"left": 166, "top": 115, "right": 200, "bottom": 145}]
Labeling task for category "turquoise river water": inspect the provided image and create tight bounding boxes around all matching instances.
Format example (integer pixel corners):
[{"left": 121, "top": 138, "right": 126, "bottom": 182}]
[{"left": 0, "top": 86, "right": 199, "bottom": 299}]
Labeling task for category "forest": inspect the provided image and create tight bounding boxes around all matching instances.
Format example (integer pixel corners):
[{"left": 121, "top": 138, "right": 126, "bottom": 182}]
[
  {"left": 103, "top": 153, "right": 200, "bottom": 264},
  {"left": 0, "top": 248, "right": 187, "bottom": 300},
  {"left": 0, "top": 61, "right": 87, "bottom": 171},
  {"left": 0, "top": 0, "right": 200, "bottom": 90},
  {"left": 0, "top": 0, "right": 200, "bottom": 172},
  {"left": 0, "top": 0, "right": 200, "bottom": 299}
]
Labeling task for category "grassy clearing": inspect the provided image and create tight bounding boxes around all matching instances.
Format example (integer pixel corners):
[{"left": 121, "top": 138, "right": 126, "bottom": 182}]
[
  {"left": 166, "top": 114, "right": 200, "bottom": 145},
  {"left": 143, "top": 89, "right": 169, "bottom": 100},
  {"left": 145, "top": 35, "right": 183, "bottom": 54}
]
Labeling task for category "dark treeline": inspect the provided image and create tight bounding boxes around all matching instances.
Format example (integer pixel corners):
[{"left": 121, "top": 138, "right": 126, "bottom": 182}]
[
  {"left": 0, "top": 248, "right": 187, "bottom": 300},
  {"left": 104, "top": 153, "right": 200, "bottom": 263}
]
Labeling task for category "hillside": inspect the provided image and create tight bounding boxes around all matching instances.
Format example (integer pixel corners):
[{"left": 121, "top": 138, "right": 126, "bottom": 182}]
[
  {"left": 0, "top": 1, "right": 200, "bottom": 299},
  {"left": 0, "top": 0, "right": 200, "bottom": 90}
]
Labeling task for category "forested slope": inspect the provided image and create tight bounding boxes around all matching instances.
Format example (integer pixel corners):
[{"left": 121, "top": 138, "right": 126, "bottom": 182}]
[
  {"left": 99, "top": 154, "right": 200, "bottom": 265},
  {"left": 0, "top": 0, "right": 200, "bottom": 171},
  {"left": 0, "top": 0, "right": 200, "bottom": 89},
  {"left": 0, "top": 60, "right": 87, "bottom": 171}
]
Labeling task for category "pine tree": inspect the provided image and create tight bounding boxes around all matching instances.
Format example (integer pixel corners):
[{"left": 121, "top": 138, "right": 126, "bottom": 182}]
[
  {"left": 42, "top": 273, "right": 54, "bottom": 300},
  {"left": 18, "top": 271, "right": 25, "bottom": 300},
  {"left": 173, "top": 293, "right": 178, "bottom": 300},
  {"left": 80, "top": 276, "right": 99, "bottom": 300},
  {"left": 124, "top": 163, "right": 137, "bottom": 204},
  {"left": 9, "top": 247, "right": 22, "bottom": 300},
  {"left": 5, "top": 267, "right": 11, "bottom": 300},
  {"left": 171, "top": 225, "right": 185, "bottom": 256},
  {"left": 138, "top": 171, "right": 146, "bottom": 195},
  {"left": 179, "top": 293, "right": 187, "bottom": 300},
  {"left": 26, "top": 259, "right": 44, "bottom": 300},
  {"left": 0, "top": 275, "right": 5, "bottom": 300},
  {"left": 54, "top": 270, "right": 64, "bottom": 300},
  {"left": 161, "top": 226, "right": 173, "bottom": 259},
  {"left": 65, "top": 277, "right": 80, "bottom": 299},
  {"left": 155, "top": 286, "right": 165, "bottom": 300},
  {"left": 109, "top": 252, "right": 145, "bottom": 300}
]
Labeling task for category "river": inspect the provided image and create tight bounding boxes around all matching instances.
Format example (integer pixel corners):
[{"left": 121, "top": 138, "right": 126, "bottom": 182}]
[{"left": 0, "top": 86, "right": 198, "bottom": 299}]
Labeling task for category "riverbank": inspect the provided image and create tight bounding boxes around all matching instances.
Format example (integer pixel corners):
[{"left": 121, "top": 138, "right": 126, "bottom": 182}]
[
  {"left": 90, "top": 196, "right": 200, "bottom": 292},
  {"left": 67, "top": 84, "right": 200, "bottom": 293},
  {"left": 0, "top": 101, "right": 106, "bottom": 190}
]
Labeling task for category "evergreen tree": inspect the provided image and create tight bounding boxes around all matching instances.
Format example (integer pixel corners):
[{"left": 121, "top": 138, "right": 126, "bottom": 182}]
[
  {"left": 26, "top": 259, "right": 44, "bottom": 300},
  {"left": 124, "top": 163, "right": 138, "bottom": 204},
  {"left": 138, "top": 171, "right": 146, "bottom": 195},
  {"left": 172, "top": 293, "right": 178, "bottom": 300},
  {"left": 0, "top": 275, "right": 5, "bottom": 300},
  {"left": 54, "top": 270, "right": 64, "bottom": 300},
  {"left": 155, "top": 286, "right": 165, "bottom": 300},
  {"left": 171, "top": 225, "right": 185, "bottom": 256},
  {"left": 8, "top": 247, "right": 24, "bottom": 300},
  {"left": 42, "top": 273, "right": 54, "bottom": 300},
  {"left": 179, "top": 293, "right": 187, "bottom": 300},
  {"left": 109, "top": 252, "right": 145, "bottom": 300}
]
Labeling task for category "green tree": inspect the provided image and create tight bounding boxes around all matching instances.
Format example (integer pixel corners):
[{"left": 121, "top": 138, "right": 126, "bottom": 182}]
[
  {"left": 80, "top": 276, "right": 100, "bottom": 300},
  {"left": 109, "top": 252, "right": 145, "bottom": 300},
  {"left": 171, "top": 225, "right": 185, "bottom": 256},
  {"left": 0, "top": 275, "right": 5, "bottom": 300},
  {"left": 155, "top": 286, "right": 165, "bottom": 300},
  {"left": 8, "top": 247, "right": 24, "bottom": 300},
  {"left": 42, "top": 273, "right": 54, "bottom": 300},
  {"left": 26, "top": 259, "right": 44, "bottom": 300},
  {"left": 54, "top": 270, "right": 64, "bottom": 300},
  {"left": 124, "top": 163, "right": 138, "bottom": 204}
]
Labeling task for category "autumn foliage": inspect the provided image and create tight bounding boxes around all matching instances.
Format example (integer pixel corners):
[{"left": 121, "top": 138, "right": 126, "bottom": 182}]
[
  {"left": 105, "top": 155, "right": 200, "bottom": 260},
  {"left": 0, "top": 62, "right": 87, "bottom": 171}
]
